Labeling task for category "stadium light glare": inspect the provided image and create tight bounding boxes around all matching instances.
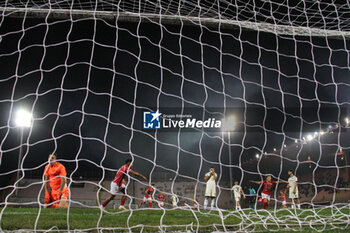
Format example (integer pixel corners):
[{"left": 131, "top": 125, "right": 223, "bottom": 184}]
[
  {"left": 15, "top": 109, "right": 33, "bottom": 128},
  {"left": 222, "top": 115, "right": 236, "bottom": 195},
  {"left": 255, "top": 154, "right": 259, "bottom": 158},
  {"left": 294, "top": 139, "right": 298, "bottom": 143},
  {"left": 320, "top": 130, "right": 325, "bottom": 135},
  {"left": 222, "top": 116, "right": 236, "bottom": 131},
  {"left": 345, "top": 117, "right": 349, "bottom": 125},
  {"left": 14, "top": 108, "right": 32, "bottom": 196},
  {"left": 307, "top": 134, "right": 314, "bottom": 141}
]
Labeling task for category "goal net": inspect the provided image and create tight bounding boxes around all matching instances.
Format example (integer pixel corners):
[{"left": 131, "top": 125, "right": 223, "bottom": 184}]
[{"left": 0, "top": 0, "right": 349, "bottom": 232}]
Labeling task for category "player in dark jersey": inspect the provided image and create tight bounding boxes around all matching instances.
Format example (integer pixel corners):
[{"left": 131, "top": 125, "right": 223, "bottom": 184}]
[
  {"left": 250, "top": 175, "right": 284, "bottom": 209},
  {"left": 102, "top": 159, "right": 147, "bottom": 210}
]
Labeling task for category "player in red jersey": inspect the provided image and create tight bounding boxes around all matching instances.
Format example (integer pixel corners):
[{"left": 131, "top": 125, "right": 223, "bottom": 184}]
[
  {"left": 157, "top": 192, "right": 166, "bottom": 208},
  {"left": 250, "top": 175, "right": 284, "bottom": 209},
  {"left": 43, "top": 153, "right": 69, "bottom": 208},
  {"left": 280, "top": 190, "right": 287, "bottom": 208},
  {"left": 140, "top": 185, "right": 155, "bottom": 208},
  {"left": 102, "top": 159, "right": 147, "bottom": 210}
]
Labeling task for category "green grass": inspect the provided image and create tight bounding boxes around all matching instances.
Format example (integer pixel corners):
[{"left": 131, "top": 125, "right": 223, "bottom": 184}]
[{"left": 0, "top": 207, "right": 349, "bottom": 232}]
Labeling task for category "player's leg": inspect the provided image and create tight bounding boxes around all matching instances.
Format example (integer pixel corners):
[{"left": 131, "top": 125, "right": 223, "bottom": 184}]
[
  {"left": 262, "top": 193, "right": 269, "bottom": 209},
  {"left": 44, "top": 190, "right": 52, "bottom": 208},
  {"left": 140, "top": 196, "right": 146, "bottom": 207},
  {"left": 204, "top": 196, "right": 209, "bottom": 209},
  {"left": 296, "top": 198, "right": 301, "bottom": 209},
  {"left": 119, "top": 195, "right": 127, "bottom": 210},
  {"left": 50, "top": 189, "right": 61, "bottom": 208},
  {"left": 118, "top": 186, "right": 128, "bottom": 210},
  {"left": 210, "top": 197, "right": 215, "bottom": 209},
  {"left": 148, "top": 198, "right": 153, "bottom": 208},
  {"left": 102, "top": 182, "right": 118, "bottom": 207},
  {"left": 102, "top": 194, "right": 115, "bottom": 207},
  {"left": 291, "top": 198, "right": 296, "bottom": 209},
  {"left": 58, "top": 186, "right": 69, "bottom": 208},
  {"left": 210, "top": 185, "right": 216, "bottom": 209}
]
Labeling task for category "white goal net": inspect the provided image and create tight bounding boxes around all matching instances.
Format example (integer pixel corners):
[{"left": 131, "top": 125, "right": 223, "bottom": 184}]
[{"left": 0, "top": 0, "right": 349, "bottom": 232}]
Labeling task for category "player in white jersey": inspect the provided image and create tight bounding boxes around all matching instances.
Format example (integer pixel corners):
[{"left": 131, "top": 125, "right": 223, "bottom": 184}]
[
  {"left": 286, "top": 170, "right": 300, "bottom": 209},
  {"left": 204, "top": 167, "right": 217, "bottom": 209},
  {"left": 231, "top": 181, "right": 246, "bottom": 210}
]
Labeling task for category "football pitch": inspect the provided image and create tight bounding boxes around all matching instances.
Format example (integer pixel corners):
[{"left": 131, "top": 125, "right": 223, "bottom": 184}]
[{"left": 0, "top": 207, "right": 349, "bottom": 232}]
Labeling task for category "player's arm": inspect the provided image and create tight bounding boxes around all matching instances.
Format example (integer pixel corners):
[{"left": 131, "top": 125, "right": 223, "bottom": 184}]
[
  {"left": 204, "top": 173, "right": 211, "bottom": 181},
  {"left": 240, "top": 187, "right": 246, "bottom": 199},
  {"left": 212, "top": 172, "right": 217, "bottom": 180},
  {"left": 43, "top": 175, "right": 51, "bottom": 207},
  {"left": 129, "top": 169, "right": 147, "bottom": 181},
  {"left": 58, "top": 165, "right": 67, "bottom": 192},
  {"left": 59, "top": 177, "right": 65, "bottom": 191},
  {"left": 293, "top": 182, "right": 298, "bottom": 194},
  {"left": 249, "top": 180, "right": 261, "bottom": 184},
  {"left": 44, "top": 175, "right": 50, "bottom": 193},
  {"left": 275, "top": 181, "right": 286, "bottom": 184}
]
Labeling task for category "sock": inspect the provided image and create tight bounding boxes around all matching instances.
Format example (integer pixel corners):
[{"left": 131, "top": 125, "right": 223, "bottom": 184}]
[
  {"left": 204, "top": 199, "right": 208, "bottom": 208},
  {"left": 120, "top": 198, "right": 126, "bottom": 206},
  {"left": 211, "top": 199, "right": 215, "bottom": 208},
  {"left": 263, "top": 202, "right": 267, "bottom": 209},
  {"left": 297, "top": 204, "right": 301, "bottom": 209},
  {"left": 149, "top": 202, "right": 153, "bottom": 208},
  {"left": 102, "top": 200, "right": 108, "bottom": 207}
]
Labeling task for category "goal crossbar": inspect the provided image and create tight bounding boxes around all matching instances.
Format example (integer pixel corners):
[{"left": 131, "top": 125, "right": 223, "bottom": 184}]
[{"left": 1, "top": 7, "right": 349, "bottom": 39}]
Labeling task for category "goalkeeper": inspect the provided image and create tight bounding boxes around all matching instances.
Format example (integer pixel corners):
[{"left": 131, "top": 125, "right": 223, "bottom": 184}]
[{"left": 43, "top": 153, "right": 69, "bottom": 208}]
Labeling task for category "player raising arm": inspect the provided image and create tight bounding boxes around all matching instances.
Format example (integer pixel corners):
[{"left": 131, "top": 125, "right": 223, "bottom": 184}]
[
  {"left": 250, "top": 175, "right": 284, "bottom": 209},
  {"left": 102, "top": 159, "right": 147, "bottom": 210},
  {"left": 43, "top": 153, "right": 69, "bottom": 208}
]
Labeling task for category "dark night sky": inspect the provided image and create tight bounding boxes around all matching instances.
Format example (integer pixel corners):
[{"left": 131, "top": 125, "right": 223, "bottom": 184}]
[{"left": 0, "top": 11, "right": 349, "bottom": 185}]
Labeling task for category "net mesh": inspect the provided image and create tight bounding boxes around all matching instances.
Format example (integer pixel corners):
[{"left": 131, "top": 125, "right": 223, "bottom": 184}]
[{"left": 0, "top": 0, "right": 349, "bottom": 232}]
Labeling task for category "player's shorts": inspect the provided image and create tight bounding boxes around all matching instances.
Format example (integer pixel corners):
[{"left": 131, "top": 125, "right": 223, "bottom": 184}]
[
  {"left": 234, "top": 196, "right": 241, "bottom": 202},
  {"left": 261, "top": 193, "right": 271, "bottom": 201},
  {"left": 158, "top": 201, "right": 164, "bottom": 208},
  {"left": 110, "top": 181, "right": 126, "bottom": 195},
  {"left": 282, "top": 200, "right": 287, "bottom": 205},
  {"left": 289, "top": 190, "right": 299, "bottom": 199},
  {"left": 172, "top": 200, "right": 177, "bottom": 207},
  {"left": 143, "top": 195, "right": 152, "bottom": 202},
  {"left": 205, "top": 182, "right": 216, "bottom": 197}
]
